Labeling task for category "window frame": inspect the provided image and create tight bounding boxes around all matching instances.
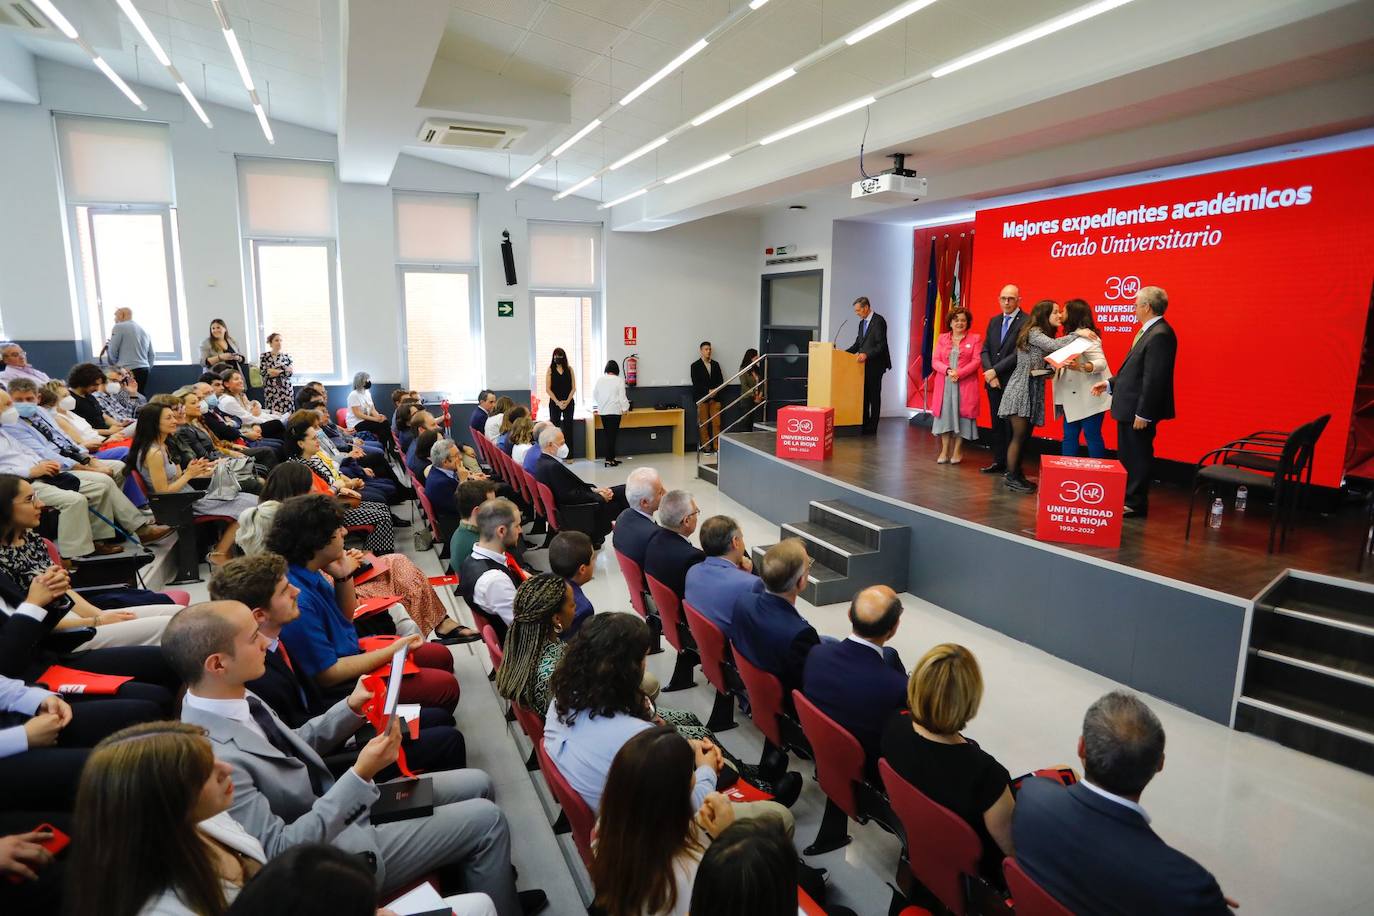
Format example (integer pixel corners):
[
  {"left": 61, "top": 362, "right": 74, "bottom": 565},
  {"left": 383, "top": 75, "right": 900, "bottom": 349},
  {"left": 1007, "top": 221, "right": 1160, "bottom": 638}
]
[
  {"left": 244, "top": 237, "right": 343, "bottom": 382},
  {"left": 394, "top": 263, "right": 482, "bottom": 400},
  {"left": 527, "top": 220, "right": 605, "bottom": 417}
]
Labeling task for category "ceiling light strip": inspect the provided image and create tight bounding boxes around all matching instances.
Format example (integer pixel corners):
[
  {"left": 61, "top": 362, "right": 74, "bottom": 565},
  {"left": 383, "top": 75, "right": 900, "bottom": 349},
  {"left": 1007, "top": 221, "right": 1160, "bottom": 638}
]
[
  {"left": 620, "top": 38, "right": 708, "bottom": 107},
  {"left": 30, "top": 1, "right": 146, "bottom": 109},
  {"left": 91, "top": 53, "right": 146, "bottom": 109},
  {"left": 551, "top": 119, "right": 603, "bottom": 159},
  {"left": 598, "top": 187, "right": 648, "bottom": 210},
  {"left": 610, "top": 136, "right": 668, "bottom": 171},
  {"left": 212, "top": 0, "right": 271, "bottom": 143},
  {"left": 112, "top": 0, "right": 212, "bottom": 127},
  {"left": 597, "top": 0, "right": 1137, "bottom": 210},
  {"left": 664, "top": 153, "right": 731, "bottom": 184},
  {"left": 843, "top": 0, "right": 941, "bottom": 46},
  {"left": 691, "top": 67, "right": 796, "bottom": 126},
  {"left": 553, "top": 174, "right": 599, "bottom": 201},
  {"left": 506, "top": 162, "right": 543, "bottom": 191}
]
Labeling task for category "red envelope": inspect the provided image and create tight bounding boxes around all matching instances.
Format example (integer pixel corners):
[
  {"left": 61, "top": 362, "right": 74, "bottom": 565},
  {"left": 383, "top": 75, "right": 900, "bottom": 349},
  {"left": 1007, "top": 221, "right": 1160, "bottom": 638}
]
[
  {"left": 353, "top": 594, "right": 402, "bottom": 620},
  {"left": 427, "top": 574, "right": 459, "bottom": 587},
  {"left": 360, "top": 671, "right": 415, "bottom": 777},
  {"left": 36, "top": 665, "right": 132, "bottom": 695},
  {"left": 358, "top": 635, "right": 421, "bottom": 676},
  {"left": 724, "top": 780, "right": 773, "bottom": 803}
]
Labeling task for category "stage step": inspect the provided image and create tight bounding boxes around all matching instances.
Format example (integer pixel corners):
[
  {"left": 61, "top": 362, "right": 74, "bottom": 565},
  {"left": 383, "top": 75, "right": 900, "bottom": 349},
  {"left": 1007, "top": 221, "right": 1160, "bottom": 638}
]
[
  {"left": 753, "top": 421, "right": 776, "bottom": 433},
  {"left": 751, "top": 499, "right": 910, "bottom": 606},
  {"left": 1237, "top": 572, "right": 1374, "bottom": 775},
  {"left": 697, "top": 462, "right": 719, "bottom": 485}
]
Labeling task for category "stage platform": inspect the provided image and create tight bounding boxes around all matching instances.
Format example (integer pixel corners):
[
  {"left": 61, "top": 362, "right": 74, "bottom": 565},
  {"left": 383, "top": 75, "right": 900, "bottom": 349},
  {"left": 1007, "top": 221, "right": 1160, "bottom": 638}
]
[{"left": 717, "top": 420, "right": 1373, "bottom": 725}]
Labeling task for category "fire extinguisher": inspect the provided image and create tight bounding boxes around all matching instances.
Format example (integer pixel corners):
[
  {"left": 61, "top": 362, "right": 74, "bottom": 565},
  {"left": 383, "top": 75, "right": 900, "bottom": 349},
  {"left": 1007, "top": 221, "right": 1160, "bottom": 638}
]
[{"left": 624, "top": 352, "right": 638, "bottom": 387}]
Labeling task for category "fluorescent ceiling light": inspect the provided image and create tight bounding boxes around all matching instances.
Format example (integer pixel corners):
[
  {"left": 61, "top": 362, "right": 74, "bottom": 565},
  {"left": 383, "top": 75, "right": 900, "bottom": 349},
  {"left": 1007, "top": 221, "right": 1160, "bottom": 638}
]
[
  {"left": 844, "top": 0, "right": 940, "bottom": 46},
  {"left": 252, "top": 101, "right": 275, "bottom": 144},
  {"left": 551, "top": 119, "right": 603, "bottom": 158},
  {"left": 599, "top": 187, "right": 648, "bottom": 210},
  {"left": 620, "top": 38, "right": 708, "bottom": 107},
  {"left": 691, "top": 67, "right": 796, "bottom": 126},
  {"left": 664, "top": 153, "right": 731, "bottom": 184},
  {"left": 177, "top": 81, "right": 213, "bottom": 127},
  {"left": 932, "top": 0, "right": 1134, "bottom": 78},
  {"left": 113, "top": 0, "right": 170, "bottom": 66},
  {"left": 506, "top": 162, "right": 543, "bottom": 190},
  {"left": 759, "top": 95, "right": 874, "bottom": 145},
  {"left": 93, "top": 56, "right": 146, "bottom": 109},
  {"left": 31, "top": 0, "right": 77, "bottom": 39},
  {"left": 554, "top": 175, "right": 599, "bottom": 201},
  {"left": 223, "top": 27, "right": 255, "bottom": 91},
  {"left": 610, "top": 136, "right": 668, "bottom": 170},
  {"left": 749, "top": 0, "right": 770, "bottom": 8}
]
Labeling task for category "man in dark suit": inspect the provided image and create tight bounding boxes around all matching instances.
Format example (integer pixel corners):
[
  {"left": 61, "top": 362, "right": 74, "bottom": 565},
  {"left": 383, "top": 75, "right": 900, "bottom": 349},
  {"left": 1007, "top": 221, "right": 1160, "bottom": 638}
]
[
  {"left": 845, "top": 297, "right": 891, "bottom": 435},
  {"left": 468, "top": 390, "right": 495, "bottom": 450},
  {"left": 684, "top": 514, "right": 762, "bottom": 639},
  {"left": 800, "top": 585, "right": 906, "bottom": 776},
  {"left": 1093, "top": 286, "right": 1177, "bottom": 517},
  {"left": 643, "top": 489, "right": 705, "bottom": 597},
  {"left": 612, "top": 466, "right": 665, "bottom": 569},
  {"left": 979, "top": 284, "right": 1026, "bottom": 473},
  {"left": 731, "top": 539, "right": 819, "bottom": 697},
  {"left": 533, "top": 427, "right": 627, "bottom": 547},
  {"left": 1013, "top": 691, "right": 1235, "bottom": 915},
  {"left": 690, "top": 342, "right": 725, "bottom": 452}
]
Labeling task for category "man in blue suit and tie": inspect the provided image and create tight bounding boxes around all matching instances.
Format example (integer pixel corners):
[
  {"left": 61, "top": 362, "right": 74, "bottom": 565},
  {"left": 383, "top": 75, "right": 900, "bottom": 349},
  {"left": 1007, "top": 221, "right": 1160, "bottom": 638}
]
[
  {"left": 684, "top": 514, "right": 762, "bottom": 640},
  {"left": 1013, "top": 691, "right": 1236, "bottom": 915},
  {"left": 801, "top": 585, "right": 906, "bottom": 776},
  {"left": 731, "top": 539, "right": 818, "bottom": 698}
]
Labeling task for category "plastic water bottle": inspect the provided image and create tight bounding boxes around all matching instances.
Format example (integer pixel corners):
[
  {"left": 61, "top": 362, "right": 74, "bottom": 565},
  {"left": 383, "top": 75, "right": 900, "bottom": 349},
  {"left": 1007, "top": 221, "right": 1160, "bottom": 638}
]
[
  {"left": 1208, "top": 498, "right": 1224, "bottom": 529},
  {"left": 1235, "top": 486, "right": 1248, "bottom": 512}
]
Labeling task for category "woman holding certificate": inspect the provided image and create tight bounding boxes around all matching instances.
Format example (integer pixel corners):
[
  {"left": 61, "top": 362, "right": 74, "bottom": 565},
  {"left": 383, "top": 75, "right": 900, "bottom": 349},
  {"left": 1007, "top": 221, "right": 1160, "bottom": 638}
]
[
  {"left": 997, "top": 300, "right": 1097, "bottom": 493},
  {"left": 1054, "top": 299, "right": 1113, "bottom": 458}
]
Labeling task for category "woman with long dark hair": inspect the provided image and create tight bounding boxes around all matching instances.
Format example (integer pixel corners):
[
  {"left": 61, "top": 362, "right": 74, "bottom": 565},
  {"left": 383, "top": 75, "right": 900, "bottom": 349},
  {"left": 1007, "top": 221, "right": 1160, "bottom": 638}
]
[
  {"left": 545, "top": 347, "right": 577, "bottom": 455},
  {"left": 739, "top": 348, "right": 764, "bottom": 406},
  {"left": 125, "top": 404, "right": 254, "bottom": 566},
  {"left": 591, "top": 726, "right": 739, "bottom": 916},
  {"left": 217, "top": 371, "right": 286, "bottom": 438},
  {"left": 1054, "top": 299, "right": 1114, "bottom": 458},
  {"left": 688, "top": 819, "right": 799, "bottom": 916},
  {"left": 592, "top": 360, "right": 629, "bottom": 468},
  {"left": 280, "top": 418, "right": 394, "bottom": 556},
  {"left": 65, "top": 721, "right": 266, "bottom": 916},
  {"left": 996, "top": 300, "right": 1096, "bottom": 493},
  {"left": 497, "top": 406, "right": 529, "bottom": 455},
  {"left": 199, "top": 319, "right": 247, "bottom": 378}
]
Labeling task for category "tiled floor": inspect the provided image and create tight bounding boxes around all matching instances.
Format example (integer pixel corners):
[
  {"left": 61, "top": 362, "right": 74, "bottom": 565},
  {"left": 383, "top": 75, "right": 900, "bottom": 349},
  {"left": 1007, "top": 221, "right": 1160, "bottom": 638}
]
[{"left": 183, "top": 453, "right": 1374, "bottom": 915}]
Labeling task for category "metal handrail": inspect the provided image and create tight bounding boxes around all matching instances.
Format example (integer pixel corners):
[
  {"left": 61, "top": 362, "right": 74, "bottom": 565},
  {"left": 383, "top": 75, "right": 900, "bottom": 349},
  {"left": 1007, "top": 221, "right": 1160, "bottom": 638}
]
[{"left": 695, "top": 352, "right": 809, "bottom": 462}]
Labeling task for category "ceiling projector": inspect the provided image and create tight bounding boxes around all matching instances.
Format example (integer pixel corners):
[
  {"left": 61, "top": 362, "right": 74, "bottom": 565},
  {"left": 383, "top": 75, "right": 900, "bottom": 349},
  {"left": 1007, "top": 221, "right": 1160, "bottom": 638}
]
[{"left": 852, "top": 171, "right": 928, "bottom": 202}]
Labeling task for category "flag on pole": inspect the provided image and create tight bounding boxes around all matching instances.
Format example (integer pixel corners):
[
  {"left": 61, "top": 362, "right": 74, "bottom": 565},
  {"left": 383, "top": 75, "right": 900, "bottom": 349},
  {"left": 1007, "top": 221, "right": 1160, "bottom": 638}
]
[{"left": 919, "top": 236, "right": 938, "bottom": 378}]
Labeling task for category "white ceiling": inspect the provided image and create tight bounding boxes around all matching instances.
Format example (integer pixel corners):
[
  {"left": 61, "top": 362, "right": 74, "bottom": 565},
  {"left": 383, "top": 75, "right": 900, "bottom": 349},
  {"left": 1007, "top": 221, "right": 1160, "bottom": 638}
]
[{"left": 5, "top": 0, "right": 1374, "bottom": 227}]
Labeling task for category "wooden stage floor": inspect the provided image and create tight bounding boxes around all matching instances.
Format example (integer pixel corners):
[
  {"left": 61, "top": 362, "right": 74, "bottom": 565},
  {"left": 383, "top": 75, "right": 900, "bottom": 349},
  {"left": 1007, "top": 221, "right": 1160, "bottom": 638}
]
[{"left": 728, "top": 420, "right": 1373, "bottom": 600}]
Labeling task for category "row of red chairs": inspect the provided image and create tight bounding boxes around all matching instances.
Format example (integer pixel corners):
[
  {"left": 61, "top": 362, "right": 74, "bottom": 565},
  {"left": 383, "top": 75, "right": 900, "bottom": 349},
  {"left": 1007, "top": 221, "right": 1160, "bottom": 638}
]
[{"left": 613, "top": 546, "right": 1070, "bottom": 916}]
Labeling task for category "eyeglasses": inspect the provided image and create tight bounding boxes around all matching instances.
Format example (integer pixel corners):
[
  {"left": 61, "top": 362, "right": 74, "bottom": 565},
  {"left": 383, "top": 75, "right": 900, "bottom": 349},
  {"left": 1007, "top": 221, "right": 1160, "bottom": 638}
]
[{"left": 999, "top": 296, "right": 1019, "bottom": 302}]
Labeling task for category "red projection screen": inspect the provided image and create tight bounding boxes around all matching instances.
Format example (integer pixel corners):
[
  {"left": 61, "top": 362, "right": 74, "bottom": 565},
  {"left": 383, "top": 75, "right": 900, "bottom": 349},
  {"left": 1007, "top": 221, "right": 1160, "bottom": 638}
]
[{"left": 970, "top": 147, "right": 1374, "bottom": 487}]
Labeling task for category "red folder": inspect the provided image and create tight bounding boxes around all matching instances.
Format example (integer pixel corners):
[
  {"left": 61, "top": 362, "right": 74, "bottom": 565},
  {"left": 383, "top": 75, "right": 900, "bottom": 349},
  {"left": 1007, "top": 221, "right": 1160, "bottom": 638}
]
[
  {"left": 723, "top": 780, "right": 773, "bottom": 803},
  {"left": 427, "top": 574, "right": 459, "bottom": 587},
  {"left": 353, "top": 555, "right": 389, "bottom": 586},
  {"left": 358, "top": 636, "right": 420, "bottom": 676},
  {"left": 352, "top": 594, "right": 402, "bottom": 620},
  {"left": 36, "top": 665, "right": 132, "bottom": 695}
]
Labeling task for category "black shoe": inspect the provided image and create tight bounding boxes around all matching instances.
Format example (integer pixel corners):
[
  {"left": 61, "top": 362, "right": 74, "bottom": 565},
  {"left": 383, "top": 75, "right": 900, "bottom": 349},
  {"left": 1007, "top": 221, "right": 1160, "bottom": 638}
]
[
  {"left": 759, "top": 745, "right": 789, "bottom": 779},
  {"left": 980, "top": 462, "right": 1007, "bottom": 474},
  {"left": 518, "top": 889, "right": 549, "bottom": 915},
  {"left": 390, "top": 515, "right": 412, "bottom": 528},
  {"left": 434, "top": 625, "right": 482, "bottom": 645},
  {"left": 770, "top": 770, "right": 803, "bottom": 807},
  {"left": 1004, "top": 475, "right": 1037, "bottom": 493},
  {"left": 1123, "top": 506, "right": 1147, "bottom": 518}
]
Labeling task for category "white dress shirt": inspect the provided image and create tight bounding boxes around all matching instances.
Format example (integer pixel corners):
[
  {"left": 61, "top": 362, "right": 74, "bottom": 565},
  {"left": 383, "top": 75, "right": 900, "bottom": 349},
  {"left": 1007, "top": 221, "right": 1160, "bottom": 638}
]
[
  {"left": 592, "top": 374, "right": 630, "bottom": 415},
  {"left": 183, "top": 689, "right": 269, "bottom": 743},
  {"left": 470, "top": 544, "right": 518, "bottom": 626},
  {"left": 1080, "top": 777, "right": 1152, "bottom": 824},
  {"left": 844, "top": 634, "right": 886, "bottom": 659}
]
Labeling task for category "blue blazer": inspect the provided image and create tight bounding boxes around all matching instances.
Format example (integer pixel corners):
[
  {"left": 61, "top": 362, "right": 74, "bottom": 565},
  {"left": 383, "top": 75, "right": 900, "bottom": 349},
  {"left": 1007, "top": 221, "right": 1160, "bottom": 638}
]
[
  {"left": 684, "top": 557, "right": 763, "bottom": 640},
  {"left": 612, "top": 507, "right": 661, "bottom": 569},
  {"left": 801, "top": 638, "right": 906, "bottom": 767},
  {"left": 643, "top": 530, "right": 705, "bottom": 598},
  {"left": 1013, "top": 779, "right": 1229, "bottom": 916},
  {"left": 731, "top": 591, "right": 819, "bottom": 694},
  {"left": 423, "top": 467, "right": 459, "bottom": 519}
]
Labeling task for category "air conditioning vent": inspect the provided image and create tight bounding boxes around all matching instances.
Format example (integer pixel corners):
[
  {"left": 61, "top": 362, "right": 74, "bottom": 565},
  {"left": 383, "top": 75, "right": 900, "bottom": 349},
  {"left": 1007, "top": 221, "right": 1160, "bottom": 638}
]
[
  {"left": 765, "top": 253, "right": 819, "bottom": 267},
  {"left": 0, "top": 1, "right": 58, "bottom": 32},
  {"left": 416, "top": 118, "right": 526, "bottom": 151}
]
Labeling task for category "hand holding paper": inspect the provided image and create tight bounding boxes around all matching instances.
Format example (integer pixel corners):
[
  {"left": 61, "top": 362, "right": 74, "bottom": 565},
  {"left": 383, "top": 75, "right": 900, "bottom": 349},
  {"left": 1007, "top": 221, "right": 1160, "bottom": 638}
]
[{"left": 1044, "top": 337, "right": 1092, "bottom": 369}]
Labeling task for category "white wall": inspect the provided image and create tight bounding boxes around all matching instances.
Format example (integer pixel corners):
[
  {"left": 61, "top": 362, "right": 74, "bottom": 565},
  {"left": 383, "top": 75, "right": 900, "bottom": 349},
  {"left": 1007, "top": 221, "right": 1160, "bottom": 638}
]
[
  {"left": 829, "top": 220, "right": 914, "bottom": 416},
  {"left": 758, "top": 207, "right": 833, "bottom": 331},
  {"left": 0, "top": 59, "right": 764, "bottom": 394}
]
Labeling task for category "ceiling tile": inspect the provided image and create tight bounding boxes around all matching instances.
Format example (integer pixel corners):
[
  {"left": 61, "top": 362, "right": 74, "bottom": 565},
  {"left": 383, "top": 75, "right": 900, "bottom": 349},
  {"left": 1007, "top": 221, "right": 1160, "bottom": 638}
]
[
  {"left": 550, "top": 0, "right": 651, "bottom": 30},
  {"left": 607, "top": 30, "right": 670, "bottom": 70},
  {"left": 449, "top": 0, "right": 546, "bottom": 30},
  {"left": 436, "top": 12, "right": 527, "bottom": 65},
  {"left": 634, "top": 3, "right": 717, "bottom": 44},
  {"left": 533, "top": 4, "right": 624, "bottom": 55},
  {"left": 514, "top": 32, "right": 601, "bottom": 76},
  {"left": 501, "top": 56, "right": 581, "bottom": 93}
]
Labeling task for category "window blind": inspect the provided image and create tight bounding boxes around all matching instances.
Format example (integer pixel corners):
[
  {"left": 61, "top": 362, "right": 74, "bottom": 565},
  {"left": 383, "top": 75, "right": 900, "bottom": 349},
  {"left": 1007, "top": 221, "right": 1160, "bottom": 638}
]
[
  {"left": 55, "top": 115, "right": 173, "bottom": 205},
  {"left": 528, "top": 220, "right": 601, "bottom": 290},
  {"left": 395, "top": 192, "right": 477, "bottom": 264},
  {"left": 237, "top": 157, "right": 336, "bottom": 238}
]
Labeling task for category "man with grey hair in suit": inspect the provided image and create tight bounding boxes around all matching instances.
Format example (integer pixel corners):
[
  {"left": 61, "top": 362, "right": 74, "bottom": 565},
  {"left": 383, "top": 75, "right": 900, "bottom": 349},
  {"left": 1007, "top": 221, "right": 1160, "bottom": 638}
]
[{"left": 164, "top": 600, "right": 547, "bottom": 915}]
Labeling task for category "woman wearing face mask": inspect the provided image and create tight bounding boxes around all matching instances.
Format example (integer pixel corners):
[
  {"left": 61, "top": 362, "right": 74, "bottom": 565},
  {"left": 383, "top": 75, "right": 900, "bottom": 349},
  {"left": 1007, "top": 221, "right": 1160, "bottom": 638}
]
[
  {"left": 32, "top": 381, "right": 124, "bottom": 458},
  {"left": 258, "top": 333, "right": 295, "bottom": 416},
  {"left": 344, "top": 372, "right": 394, "bottom": 451},
  {"left": 545, "top": 348, "right": 576, "bottom": 457},
  {"left": 65, "top": 721, "right": 266, "bottom": 916},
  {"left": 200, "top": 319, "right": 247, "bottom": 378}
]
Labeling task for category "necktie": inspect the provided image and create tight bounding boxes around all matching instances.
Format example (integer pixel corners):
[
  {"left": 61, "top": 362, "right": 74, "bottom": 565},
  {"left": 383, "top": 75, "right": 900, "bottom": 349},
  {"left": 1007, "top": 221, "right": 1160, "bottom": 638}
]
[
  {"left": 860, "top": 318, "right": 868, "bottom": 338},
  {"left": 247, "top": 696, "right": 325, "bottom": 796},
  {"left": 1002, "top": 314, "right": 1012, "bottom": 341},
  {"left": 272, "top": 646, "right": 309, "bottom": 710},
  {"left": 1130, "top": 325, "right": 1146, "bottom": 350},
  {"left": 27, "top": 417, "right": 83, "bottom": 462}
]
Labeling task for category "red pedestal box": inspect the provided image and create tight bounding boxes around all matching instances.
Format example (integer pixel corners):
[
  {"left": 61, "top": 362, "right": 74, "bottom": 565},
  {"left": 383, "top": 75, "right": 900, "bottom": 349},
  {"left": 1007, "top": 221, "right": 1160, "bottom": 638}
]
[
  {"left": 775, "top": 406, "right": 834, "bottom": 461},
  {"left": 1035, "top": 456, "right": 1127, "bottom": 548}
]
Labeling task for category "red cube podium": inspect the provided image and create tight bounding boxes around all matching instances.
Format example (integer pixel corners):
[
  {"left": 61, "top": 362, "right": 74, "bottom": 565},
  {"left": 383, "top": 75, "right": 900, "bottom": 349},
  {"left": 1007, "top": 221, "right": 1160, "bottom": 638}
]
[
  {"left": 775, "top": 406, "right": 834, "bottom": 461},
  {"left": 1035, "top": 456, "right": 1127, "bottom": 548}
]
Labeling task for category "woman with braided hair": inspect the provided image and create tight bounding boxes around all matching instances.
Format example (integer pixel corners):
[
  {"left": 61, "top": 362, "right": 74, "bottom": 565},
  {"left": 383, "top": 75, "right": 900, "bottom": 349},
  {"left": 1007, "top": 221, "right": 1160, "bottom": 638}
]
[{"left": 495, "top": 573, "right": 575, "bottom": 714}]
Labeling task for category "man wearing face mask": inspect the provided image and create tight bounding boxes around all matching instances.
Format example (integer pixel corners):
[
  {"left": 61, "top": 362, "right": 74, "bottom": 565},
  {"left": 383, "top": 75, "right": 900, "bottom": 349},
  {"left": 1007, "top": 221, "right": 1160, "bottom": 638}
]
[
  {"left": 7, "top": 379, "right": 128, "bottom": 478},
  {"left": 532, "top": 427, "right": 627, "bottom": 549},
  {"left": 94, "top": 367, "right": 145, "bottom": 424},
  {"left": 0, "top": 390, "right": 170, "bottom": 556}
]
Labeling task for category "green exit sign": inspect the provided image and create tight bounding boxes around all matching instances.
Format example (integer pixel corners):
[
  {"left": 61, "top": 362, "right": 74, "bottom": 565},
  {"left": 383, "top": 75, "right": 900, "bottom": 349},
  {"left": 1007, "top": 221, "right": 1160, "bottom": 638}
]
[{"left": 497, "top": 300, "right": 515, "bottom": 318}]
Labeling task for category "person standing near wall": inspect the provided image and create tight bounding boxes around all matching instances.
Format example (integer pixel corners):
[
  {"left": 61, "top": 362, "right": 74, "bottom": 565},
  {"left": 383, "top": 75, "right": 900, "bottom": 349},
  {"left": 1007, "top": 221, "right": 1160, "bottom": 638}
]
[
  {"left": 105, "top": 308, "right": 154, "bottom": 392},
  {"left": 691, "top": 342, "right": 725, "bottom": 453},
  {"left": 592, "top": 360, "right": 629, "bottom": 469},
  {"left": 545, "top": 347, "right": 577, "bottom": 457},
  {"left": 846, "top": 297, "right": 891, "bottom": 435}
]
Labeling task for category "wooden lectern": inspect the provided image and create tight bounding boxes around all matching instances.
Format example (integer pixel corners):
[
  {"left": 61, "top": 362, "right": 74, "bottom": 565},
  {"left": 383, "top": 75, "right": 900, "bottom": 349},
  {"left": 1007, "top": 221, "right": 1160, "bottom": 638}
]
[{"left": 807, "top": 341, "right": 864, "bottom": 428}]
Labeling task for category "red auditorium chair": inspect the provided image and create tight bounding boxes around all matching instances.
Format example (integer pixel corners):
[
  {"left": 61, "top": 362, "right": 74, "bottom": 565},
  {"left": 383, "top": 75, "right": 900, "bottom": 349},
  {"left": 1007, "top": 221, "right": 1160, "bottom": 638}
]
[
  {"left": 127, "top": 468, "right": 233, "bottom": 584},
  {"left": 732, "top": 646, "right": 811, "bottom": 767},
  {"left": 645, "top": 574, "right": 698, "bottom": 691},
  {"left": 1003, "top": 858, "right": 1073, "bottom": 916},
  {"left": 614, "top": 549, "right": 651, "bottom": 620},
  {"left": 534, "top": 740, "right": 596, "bottom": 869},
  {"left": 681, "top": 602, "right": 739, "bottom": 732},
  {"left": 880, "top": 758, "right": 985, "bottom": 915},
  {"left": 793, "top": 690, "right": 900, "bottom": 855}
]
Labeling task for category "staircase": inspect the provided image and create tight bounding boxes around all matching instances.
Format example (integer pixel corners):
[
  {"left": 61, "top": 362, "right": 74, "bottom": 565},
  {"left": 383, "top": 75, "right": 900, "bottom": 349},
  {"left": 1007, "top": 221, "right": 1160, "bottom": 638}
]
[
  {"left": 1234, "top": 571, "right": 1374, "bottom": 775},
  {"left": 750, "top": 499, "right": 910, "bottom": 606}
]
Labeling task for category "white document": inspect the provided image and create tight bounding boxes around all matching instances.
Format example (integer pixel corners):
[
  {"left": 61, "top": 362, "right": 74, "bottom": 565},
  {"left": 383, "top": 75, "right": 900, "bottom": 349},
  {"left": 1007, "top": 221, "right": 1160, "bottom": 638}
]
[
  {"left": 387, "top": 881, "right": 450, "bottom": 915},
  {"left": 1044, "top": 336, "right": 1091, "bottom": 368}
]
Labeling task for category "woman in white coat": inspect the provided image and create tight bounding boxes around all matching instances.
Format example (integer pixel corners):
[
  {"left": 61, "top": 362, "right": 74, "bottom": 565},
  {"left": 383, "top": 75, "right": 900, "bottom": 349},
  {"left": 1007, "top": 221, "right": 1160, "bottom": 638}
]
[
  {"left": 592, "top": 360, "right": 630, "bottom": 468},
  {"left": 1054, "top": 299, "right": 1113, "bottom": 458}
]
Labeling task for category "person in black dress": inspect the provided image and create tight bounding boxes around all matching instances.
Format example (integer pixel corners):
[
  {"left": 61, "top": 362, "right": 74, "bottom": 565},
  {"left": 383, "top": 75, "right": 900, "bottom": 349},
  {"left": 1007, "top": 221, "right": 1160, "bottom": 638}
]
[
  {"left": 880, "top": 643, "right": 1014, "bottom": 887},
  {"left": 545, "top": 348, "right": 577, "bottom": 458}
]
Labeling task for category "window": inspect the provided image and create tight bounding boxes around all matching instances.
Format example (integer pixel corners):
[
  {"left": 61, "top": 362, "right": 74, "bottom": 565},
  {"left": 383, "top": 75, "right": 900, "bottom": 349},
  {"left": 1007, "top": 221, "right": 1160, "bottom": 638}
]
[
  {"left": 528, "top": 221, "right": 603, "bottom": 411},
  {"left": 238, "top": 158, "right": 341, "bottom": 378},
  {"left": 56, "top": 115, "right": 188, "bottom": 361},
  {"left": 394, "top": 192, "right": 480, "bottom": 396}
]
